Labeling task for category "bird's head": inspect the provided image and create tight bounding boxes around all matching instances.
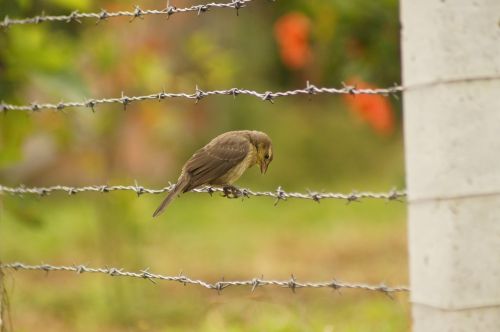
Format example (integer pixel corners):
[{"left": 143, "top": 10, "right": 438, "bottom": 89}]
[{"left": 251, "top": 131, "right": 273, "bottom": 174}]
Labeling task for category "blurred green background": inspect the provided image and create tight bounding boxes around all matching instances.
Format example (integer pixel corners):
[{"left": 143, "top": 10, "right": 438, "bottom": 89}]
[{"left": 0, "top": 0, "right": 408, "bottom": 331}]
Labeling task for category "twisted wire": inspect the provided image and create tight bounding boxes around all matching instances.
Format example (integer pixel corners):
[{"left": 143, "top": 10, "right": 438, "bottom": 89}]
[
  {"left": 0, "top": 262, "right": 409, "bottom": 294},
  {"left": 0, "top": 184, "right": 406, "bottom": 204},
  {"left": 0, "top": 82, "right": 403, "bottom": 113},
  {"left": 1, "top": 0, "right": 254, "bottom": 28}
]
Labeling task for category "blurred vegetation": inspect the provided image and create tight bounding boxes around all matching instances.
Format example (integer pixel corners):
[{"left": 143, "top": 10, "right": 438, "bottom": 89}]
[{"left": 0, "top": 0, "right": 407, "bottom": 331}]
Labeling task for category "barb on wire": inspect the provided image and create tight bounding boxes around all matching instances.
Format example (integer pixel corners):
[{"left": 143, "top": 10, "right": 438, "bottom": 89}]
[
  {"left": 0, "top": 0, "right": 253, "bottom": 29},
  {"left": 0, "top": 184, "right": 406, "bottom": 203},
  {"left": 0, "top": 82, "right": 404, "bottom": 113},
  {"left": 0, "top": 262, "right": 409, "bottom": 294}
]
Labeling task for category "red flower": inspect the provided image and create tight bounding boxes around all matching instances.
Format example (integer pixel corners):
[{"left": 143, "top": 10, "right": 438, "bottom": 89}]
[
  {"left": 274, "top": 12, "right": 312, "bottom": 70},
  {"left": 343, "top": 79, "right": 395, "bottom": 136}
]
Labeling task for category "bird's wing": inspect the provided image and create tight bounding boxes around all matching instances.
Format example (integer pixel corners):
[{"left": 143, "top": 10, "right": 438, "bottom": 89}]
[{"left": 183, "top": 134, "right": 250, "bottom": 191}]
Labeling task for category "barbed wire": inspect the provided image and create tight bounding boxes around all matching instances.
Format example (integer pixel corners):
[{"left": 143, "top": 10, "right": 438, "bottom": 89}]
[
  {"left": 0, "top": 82, "right": 403, "bottom": 113},
  {"left": 0, "top": 262, "right": 409, "bottom": 295},
  {"left": 0, "top": 184, "right": 406, "bottom": 204},
  {"left": 1, "top": 0, "right": 254, "bottom": 29}
]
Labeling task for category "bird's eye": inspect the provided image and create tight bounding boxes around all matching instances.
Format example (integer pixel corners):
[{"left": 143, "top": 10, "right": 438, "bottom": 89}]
[{"left": 264, "top": 154, "right": 270, "bottom": 160}]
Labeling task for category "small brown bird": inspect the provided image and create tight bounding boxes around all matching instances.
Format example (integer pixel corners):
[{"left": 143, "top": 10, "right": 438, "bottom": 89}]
[{"left": 152, "top": 130, "right": 273, "bottom": 217}]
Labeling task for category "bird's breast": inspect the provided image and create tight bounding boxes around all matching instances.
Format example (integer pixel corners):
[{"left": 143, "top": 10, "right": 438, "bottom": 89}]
[{"left": 214, "top": 144, "right": 257, "bottom": 185}]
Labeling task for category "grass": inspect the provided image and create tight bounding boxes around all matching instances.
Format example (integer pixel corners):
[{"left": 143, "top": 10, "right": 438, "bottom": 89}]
[{"left": 1, "top": 191, "right": 409, "bottom": 331}]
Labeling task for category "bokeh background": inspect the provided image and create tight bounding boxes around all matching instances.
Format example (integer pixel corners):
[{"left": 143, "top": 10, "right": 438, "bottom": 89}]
[{"left": 0, "top": 0, "right": 407, "bottom": 331}]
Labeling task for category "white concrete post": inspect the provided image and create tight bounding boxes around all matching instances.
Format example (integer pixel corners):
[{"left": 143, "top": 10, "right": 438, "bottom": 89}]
[{"left": 401, "top": 0, "right": 500, "bottom": 330}]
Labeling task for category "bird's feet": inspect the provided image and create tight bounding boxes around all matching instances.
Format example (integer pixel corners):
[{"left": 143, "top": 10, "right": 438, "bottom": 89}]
[{"left": 222, "top": 185, "right": 244, "bottom": 199}]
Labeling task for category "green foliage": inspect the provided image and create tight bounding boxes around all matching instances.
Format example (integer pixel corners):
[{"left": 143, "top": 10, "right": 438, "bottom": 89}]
[
  {"left": 0, "top": 0, "right": 406, "bottom": 330},
  {"left": 1, "top": 194, "right": 408, "bottom": 331}
]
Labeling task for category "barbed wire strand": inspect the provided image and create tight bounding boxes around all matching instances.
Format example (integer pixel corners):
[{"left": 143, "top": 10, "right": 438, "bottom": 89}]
[
  {"left": 0, "top": 184, "right": 406, "bottom": 204},
  {"left": 0, "top": 262, "right": 409, "bottom": 295},
  {"left": 1, "top": 0, "right": 255, "bottom": 29},
  {"left": 0, "top": 82, "right": 403, "bottom": 113}
]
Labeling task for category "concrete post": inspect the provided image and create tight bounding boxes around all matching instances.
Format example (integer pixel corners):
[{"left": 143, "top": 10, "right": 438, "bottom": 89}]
[{"left": 400, "top": 0, "right": 500, "bottom": 330}]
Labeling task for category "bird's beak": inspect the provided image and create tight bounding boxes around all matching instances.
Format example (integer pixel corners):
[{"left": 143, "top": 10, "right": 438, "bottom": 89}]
[{"left": 260, "top": 160, "right": 269, "bottom": 174}]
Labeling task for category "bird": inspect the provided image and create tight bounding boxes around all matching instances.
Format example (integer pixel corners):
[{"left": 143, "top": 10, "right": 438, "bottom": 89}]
[{"left": 152, "top": 130, "right": 273, "bottom": 217}]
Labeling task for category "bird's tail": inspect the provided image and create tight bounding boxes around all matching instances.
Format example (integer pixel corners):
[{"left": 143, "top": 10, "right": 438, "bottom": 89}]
[{"left": 152, "top": 176, "right": 189, "bottom": 218}]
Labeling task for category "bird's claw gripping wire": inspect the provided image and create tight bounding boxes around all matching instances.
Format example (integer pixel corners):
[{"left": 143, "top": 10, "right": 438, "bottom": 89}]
[{"left": 222, "top": 185, "right": 243, "bottom": 199}]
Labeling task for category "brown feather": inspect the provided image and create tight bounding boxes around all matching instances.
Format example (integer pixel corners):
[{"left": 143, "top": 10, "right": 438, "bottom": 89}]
[
  {"left": 182, "top": 133, "right": 250, "bottom": 191},
  {"left": 152, "top": 175, "right": 190, "bottom": 217}
]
